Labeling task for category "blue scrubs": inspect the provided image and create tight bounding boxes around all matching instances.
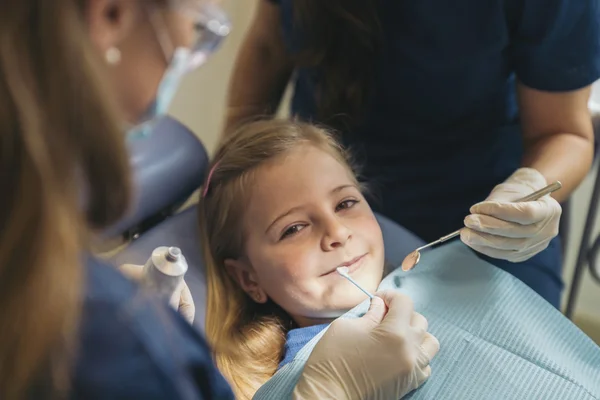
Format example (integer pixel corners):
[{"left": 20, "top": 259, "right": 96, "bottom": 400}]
[
  {"left": 63, "top": 258, "right": 234, "bottom": 399},
  {"left": 269, "top": 0, "right": 600, "bottom": 307}
]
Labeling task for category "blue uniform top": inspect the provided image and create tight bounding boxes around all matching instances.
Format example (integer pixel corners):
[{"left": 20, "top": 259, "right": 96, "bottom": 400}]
[
  {"left": 269, "top": 0, "right": 600, "bottom": 306},
  {"left": 44, "top": 258, "right": 235, "bottom": 399}
]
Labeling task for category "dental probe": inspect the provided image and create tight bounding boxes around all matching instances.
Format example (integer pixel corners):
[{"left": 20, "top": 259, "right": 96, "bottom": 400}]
[{"left": 336, "top": 266, "right": 375, "bottom": 299}]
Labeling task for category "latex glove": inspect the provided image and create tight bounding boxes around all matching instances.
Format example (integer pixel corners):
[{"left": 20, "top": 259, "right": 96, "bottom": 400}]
[
  {"left": 461, "top": 168, "right": 562, "bottom": 263},
  {"left": 293, "top": 291, "right": 440, "bottom": 400},
  {"left": 119, "top": 263, "right": 195, "bottom": 324}
]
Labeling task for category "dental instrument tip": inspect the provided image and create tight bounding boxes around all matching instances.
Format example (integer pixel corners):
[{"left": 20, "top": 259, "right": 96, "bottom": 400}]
[
  {"left": 401, "top": 181, "right": 562, "bottom": 271},
  {"left": 401, "top": 250, "right": 421, "bottom": 271},
  {"left": 337, "top": 266, "right": 350, "bottom": 276},
  {"left": 336, "top": 267, "right": 374, "bottom": 299}
]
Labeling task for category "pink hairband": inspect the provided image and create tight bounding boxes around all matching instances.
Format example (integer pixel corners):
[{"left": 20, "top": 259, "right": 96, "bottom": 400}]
[{"left": 202, "top": 161, "right": 220, "bottom": 198}]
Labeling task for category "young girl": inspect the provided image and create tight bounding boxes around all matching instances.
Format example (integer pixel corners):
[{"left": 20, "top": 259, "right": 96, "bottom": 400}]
[
  {"left": 199, "top": 119, "right": 388, "bottom": 399},
  {"left": 199, "top": 120, "right": 600, "bottom": 400}
]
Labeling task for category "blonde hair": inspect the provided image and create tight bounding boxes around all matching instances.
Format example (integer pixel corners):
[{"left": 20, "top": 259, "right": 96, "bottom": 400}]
[
  {"left": 0, "top": 0, "right": 139, "bottom": 397},
  {"left": 199, "top": 119, "right": 360, "bottom": 399}
]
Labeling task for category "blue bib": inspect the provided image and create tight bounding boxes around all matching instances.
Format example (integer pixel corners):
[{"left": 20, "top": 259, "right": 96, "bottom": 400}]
[{"left": 254, "top": 242, "right": 600, "bottom": 399}]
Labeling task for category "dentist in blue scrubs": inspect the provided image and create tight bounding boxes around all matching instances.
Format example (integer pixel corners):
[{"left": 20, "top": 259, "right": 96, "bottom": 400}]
[
  {"left": 224, "top": 0, "right": 600, "bottom": 308},
  {"left": 0, "top": 0, "right": 438, "bottom": 399}
]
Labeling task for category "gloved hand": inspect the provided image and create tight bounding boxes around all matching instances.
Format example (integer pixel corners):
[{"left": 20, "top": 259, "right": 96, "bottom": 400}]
[
  {"left": 461, "top": 167, "right": 562, "bottom": 263},
  {"left": 119, "top": 263, "right": 195, "bottom": 324},
  {"left": 293, "top": 291, "right": 440, "bottom": 400}
]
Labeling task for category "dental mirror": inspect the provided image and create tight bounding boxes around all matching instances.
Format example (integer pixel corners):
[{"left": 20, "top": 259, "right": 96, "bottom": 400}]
[{"left": 401, "top": 181, "right": 562, "bottom": 272}]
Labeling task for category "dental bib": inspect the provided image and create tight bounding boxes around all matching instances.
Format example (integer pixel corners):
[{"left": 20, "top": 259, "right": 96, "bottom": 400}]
[{"left": 254, "top": 241, "right": 600, "bottom": 399}]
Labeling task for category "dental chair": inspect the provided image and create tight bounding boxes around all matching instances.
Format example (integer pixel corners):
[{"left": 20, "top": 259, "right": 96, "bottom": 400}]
[{"left": 108, "top": 116, "right": 426, "bottom": 332}]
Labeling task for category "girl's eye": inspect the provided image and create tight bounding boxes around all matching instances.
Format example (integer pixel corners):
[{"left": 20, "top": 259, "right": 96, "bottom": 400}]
[
  {"left": 280, "top": 224, "right": 306, "bottom": 240},
  {"left": 336, "top": 199, "right": 359, "bottom": 212}
]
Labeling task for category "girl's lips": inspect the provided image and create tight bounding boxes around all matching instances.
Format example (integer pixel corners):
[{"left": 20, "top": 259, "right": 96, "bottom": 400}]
[{"left": 322, "top": 253, "right": 367, "bottom": 276}]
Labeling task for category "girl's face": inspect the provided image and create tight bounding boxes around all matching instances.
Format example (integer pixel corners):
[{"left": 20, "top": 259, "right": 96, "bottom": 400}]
[{"left": 225, "top": 145, "right": 385, "bottom": 327}]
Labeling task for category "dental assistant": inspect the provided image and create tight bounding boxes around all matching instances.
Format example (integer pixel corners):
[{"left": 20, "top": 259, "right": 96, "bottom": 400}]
[
  {"left": 225, "top": 0, "right": 600, "bottom": 308},
  {"left": 0, "top": 0, "right": 438, "bottom": 399}
]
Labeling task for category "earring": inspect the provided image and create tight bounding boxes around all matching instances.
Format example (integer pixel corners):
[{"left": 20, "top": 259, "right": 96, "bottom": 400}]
[
  {"left": 105, "top": 47, "right": 122, "bottom": 65},
  {"left": 251, "top": 293, "right": 263, "bottom": 303}
]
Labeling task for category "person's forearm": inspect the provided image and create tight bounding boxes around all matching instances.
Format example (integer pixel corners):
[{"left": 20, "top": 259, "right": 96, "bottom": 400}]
[
  {"left": 223, "top": 9, "right": 293, "bottom": 136},
  {"left": 517, "top": 83, "right": 594, "bottom": 203},
  {"left": 522, "top": 131, "right": 594, "bottom": 203}
]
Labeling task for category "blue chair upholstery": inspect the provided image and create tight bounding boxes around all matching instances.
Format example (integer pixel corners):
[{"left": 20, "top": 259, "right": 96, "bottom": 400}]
[{"left": 103, "top": 116, "right": 208, "bottom": 238}]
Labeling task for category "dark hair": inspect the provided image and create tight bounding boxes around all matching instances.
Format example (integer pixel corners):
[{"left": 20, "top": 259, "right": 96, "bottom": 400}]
[{"left": 293, "top": 0, "right": 383, "bottom": 132}]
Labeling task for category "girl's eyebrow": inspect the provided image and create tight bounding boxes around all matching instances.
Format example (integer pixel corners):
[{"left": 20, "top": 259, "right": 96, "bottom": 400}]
[
  {"left": 332, "top": 184, "right": 356, "bottom": 194},
  {"left": 266, "top": 206, "right": 305, "bottom": 234},
  {"left": 265, "top": 185, "right": 357, "bottom": 234}
]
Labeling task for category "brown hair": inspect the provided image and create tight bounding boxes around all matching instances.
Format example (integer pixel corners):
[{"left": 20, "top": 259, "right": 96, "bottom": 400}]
[
  {"left": 293, "top": 0, "right": 383, "bottom": 131},
  {"left": 0, "top": 0, "right": 133, "bottom": 397},
  {"left": 199, "top": 119, "right": 360, "bottom": 399}
]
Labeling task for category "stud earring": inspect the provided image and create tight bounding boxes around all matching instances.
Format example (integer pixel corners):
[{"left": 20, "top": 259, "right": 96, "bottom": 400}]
[
  {"left": 105, "top": 47, "right": 122, "bottom": 65},
  {"left": 251, "top": 293, "right": 263, "bottom": 303}
]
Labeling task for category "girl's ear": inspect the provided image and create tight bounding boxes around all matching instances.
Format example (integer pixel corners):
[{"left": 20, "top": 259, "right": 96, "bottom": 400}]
[{"left": 224, "top": 258, "right": 268, "bottom": 304}]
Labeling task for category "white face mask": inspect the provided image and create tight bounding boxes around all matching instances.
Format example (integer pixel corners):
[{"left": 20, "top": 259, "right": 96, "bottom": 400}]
[
  {"left": 127, "top": 47, "right": 191, "bottom": 140},
  {"left": 126, "top": 3, "right": 230, "bottom": 140}
]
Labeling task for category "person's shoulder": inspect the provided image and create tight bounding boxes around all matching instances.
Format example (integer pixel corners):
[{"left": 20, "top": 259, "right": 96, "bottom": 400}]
[
  {"left": 84, "top": 256, "right": 137, "bottom": 302},
  {"left": 71, "top": 257, "right": 233, "bottom": 400},
  {"left": 509, "top": 0, "right": 600, "bottom": 91}
]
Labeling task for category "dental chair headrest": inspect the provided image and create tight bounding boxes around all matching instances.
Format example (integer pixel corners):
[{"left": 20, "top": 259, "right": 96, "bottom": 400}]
[{"left": 104, "top": 116, "right": 208, "bottom": 238}]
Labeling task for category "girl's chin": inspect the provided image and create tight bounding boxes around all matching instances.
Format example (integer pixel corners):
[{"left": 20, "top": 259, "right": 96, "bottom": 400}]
[{"left": 293, "top": 303, "right": 367, "bottom": 327}]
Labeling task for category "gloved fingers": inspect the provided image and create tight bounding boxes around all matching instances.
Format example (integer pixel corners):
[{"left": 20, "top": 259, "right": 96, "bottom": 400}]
[
  {"left": 408, "top": 366, "right": 431, "bottom": 393},
  {"left": 410, "top": 312, "right": 428, "bottom": 333},
  {"left": 118, "top": 263, "right": 145, "bottom": 281},
  {"left": 178, "top": 281, "right": 195, "bottom": 324},
  {"left": 470, "top": 199, "right": 558, "bottom": 225},
  {"left": 463, "top": 242, "right": 517, "bottom": 261},
  {"left": 119, "top": 265, "right": 195, "bottom": 324},
  {"left": 507, "top": 168, "right": 548, "bottom": 187},
  {"left": 486, "top": 169, "right": 547, "bottom": 200},
  {"left": 412, "top": 363, "right": 433, "bottom": 389},
  {"left": 464, "top": 214, "right": 543, "bottom": 239},
  {"left": 503, "top": 240, "right": 552, "bottom": 263},
  {"left": 487, "top": 182, "right": 539, "bottom": 202},
  {"left": 421, "top": 365, "right": 432, "bottom": 382},
  {"left": 376, "top": 291, "right": 413, "bottom": 334},
  {"left": 360, "top": 296, "right": 387, "bottom": 327},
  {"left": 464, "top": 239, "right": 551, "bottom": 263},
  {"left": 408, "top": 315, "right": 427, "bottom": 345},
  {"left": 417, "top": 333, "right": 440, "bottom": 369},
  {"left": 461, "top": 228, "right": 533, "bottom": 251}
]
